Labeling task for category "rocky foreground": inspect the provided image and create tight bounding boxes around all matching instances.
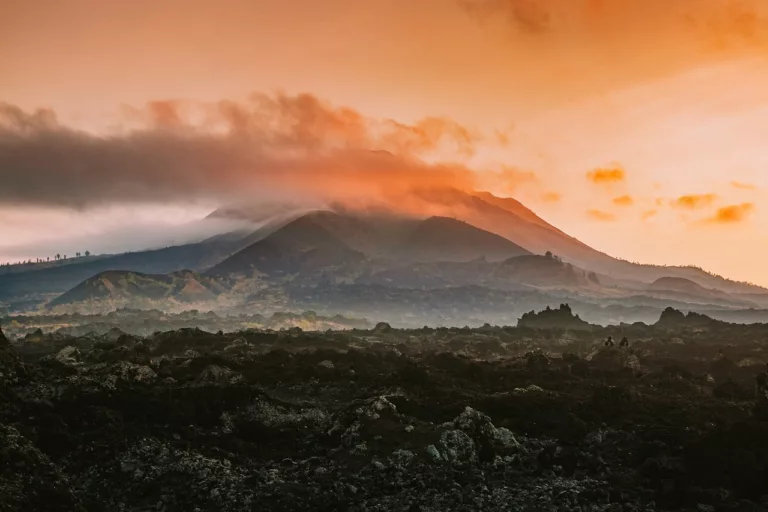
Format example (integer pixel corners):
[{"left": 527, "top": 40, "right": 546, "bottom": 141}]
[{"left": 2, "top": 321, "right": 768, "bottom": 511}]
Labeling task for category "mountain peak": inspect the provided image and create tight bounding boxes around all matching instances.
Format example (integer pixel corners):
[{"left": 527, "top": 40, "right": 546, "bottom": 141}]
[
  {"left": 396, "top": 215, "right": 531, "bottom": 263},
  {"left": 209, "top": 214, "right": 366, "bottom": 277}
]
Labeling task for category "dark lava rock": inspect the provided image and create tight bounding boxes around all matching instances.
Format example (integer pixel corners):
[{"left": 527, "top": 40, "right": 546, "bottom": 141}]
[
  {"left": 1, "top": 324, "right": 27, "bottom": 388},
  {"left": 1, "top": 322, "right": 768, "bottom": 510},
  {"left": 0, "top": 424, "right": 85, "bottom": 511},
  {"left": 518, "top": 304, "right": 593, "bottom": 331}
]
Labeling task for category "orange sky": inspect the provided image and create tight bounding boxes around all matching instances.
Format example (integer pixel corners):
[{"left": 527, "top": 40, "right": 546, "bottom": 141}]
[{"left": 2, "top": 0, "right": 768, "bottom": 285}]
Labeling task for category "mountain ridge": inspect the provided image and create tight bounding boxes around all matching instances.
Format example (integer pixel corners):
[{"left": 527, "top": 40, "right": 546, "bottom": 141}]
[{"left": 5, "top": 189, "right": 766, "bottom": 318}]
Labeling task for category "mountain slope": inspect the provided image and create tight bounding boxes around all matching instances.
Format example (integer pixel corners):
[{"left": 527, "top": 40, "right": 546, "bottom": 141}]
[
  {"left": 494, "top": 254, "right": 600, "bottom": 288},
  {"left": 8, "top": 190, "right": 764, "bottom": 314},
  {"left": 410, "top": 188, "right": 765, "bottom": 294},
  {"left": 203, "top": 190, "right": 766, "bottom": 294},
  {"left": 393, "top": 216, "right": 531, "bottom": 262},
  {"left": 645, "top": 276, "right": 752, "bottom": 307},
  {"left": 209, "top": 215, "right": 366, "bottom": 277},
  {"left": 294, "top": 210, "right": 415, "bottom": 256},
  {"left": 50, "top": 270, "right": 233, "bottom": 307},
  {"left": 412, "top": 187, "right": 613, "bottom": 266},
  {"left": 650, "top": 277, "right": 717, "bottom": 295},
  {"left": 0, "top": 239, "right": 245, "bottom": 305}
]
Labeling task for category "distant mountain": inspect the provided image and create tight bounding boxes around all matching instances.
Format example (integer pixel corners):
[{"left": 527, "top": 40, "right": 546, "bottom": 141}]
[
  {"left": 357, "top": 253, "right": 599, "bottom": 292},
  {"left": 291, "top": 211, "right": 416, "bottom": 256},
  {"left": 0, "top": 239, "right": 245, "bottom": 307},
  {"left": 649, "top": 277, "right": 728, "bottom": 297},
  {"left": 201, "top": 189, "right": 767, "bottom": 295},
  {"left": 209, "top": 214, "right": 367, "bottom": 277},
  {"left": 13, "top": 187, "right": 768, "bottom": 321},
  {"left": 646, "top": 276, "right": 752, "bottom": 307},
  {"left": 211, "top": 212, "right": 535, "bottom": 280},
  {"left": 407, "top": 188, "right": 765, "bottom": 295},
  {"left": 494, "top": 254, "right": 600, "bottom": 288},
  {"left": 50, "top": 270, "right": 234, "bottom": 307},
  {"left": 409, "top": 187, "right": 601, "bottom": 264},
  {"left": 393, "top": 216, "right": 531, "bottom": 262}
]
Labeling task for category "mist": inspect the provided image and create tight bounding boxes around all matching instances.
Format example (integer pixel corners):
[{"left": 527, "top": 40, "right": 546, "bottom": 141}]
[{"left": 0, "top": 207, "right": 257, "bottom": 264}]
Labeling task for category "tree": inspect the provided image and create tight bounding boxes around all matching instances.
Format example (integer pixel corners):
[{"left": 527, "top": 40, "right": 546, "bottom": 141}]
[
  {"left": 545, "top": 251, "right": 553, "bottom": 259},
  {"left": 85, "top": 250, "right": 90, "bottom": 257},
  {"left": 76, "top": 252, "right": 81, "bottom": 258},
  {"left": 55, "top": 254, "right": 60, "bottom": 261}
]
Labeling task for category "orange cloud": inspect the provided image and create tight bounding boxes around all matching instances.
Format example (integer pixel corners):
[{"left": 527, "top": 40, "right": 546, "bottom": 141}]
[
  {"left": 463, "top": 0, "right": 768, "bottom": 40},
  {"left": 586, "top": 166, "right": 626, "bottom": 184},
  {"left": 641, "top": 209, "right": 658, "bottom": 221},
  {"left": 587, "top": 209, "right": 616, "bottom": 221},
  {"left": 707, "top": 203, "right": 755, "bottom": 223},
  {"left": 731, "top": 181, "right": 757, "bottom": 190},
  {"left": 673, "top": 194, "right": 717, "bottom": 209},
  {"left": 481, "top": 166, "right": 539, "bottom": 195},
  {"left": 460, "top": 0, "right": 768, "bottom": 98},
  {"left": 612, "top": 195, "right": 634, "bottom": 206},
  {"left": 540, "top": 191, "right": 561, "bottom": 203},
  {"left": 1, "top": 94, "right": 506, "bottom": 209}
]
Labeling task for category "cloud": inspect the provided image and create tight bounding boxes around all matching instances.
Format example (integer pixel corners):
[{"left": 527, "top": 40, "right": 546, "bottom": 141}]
[
  {"left": 586, "top": 166, "right": 625, "bottom": 184},
  {"left": 0, "top": 94, "right": 508, "bottom": 210},
  {"left": 461, "top": 0, "right": 768, "bottom": 36},
  {"left": 707, "top": 202, "right": 755, "bottom": 223},
  {"left": 586, "top": 209, "right": 616, "bottom": 221},
  {"left": 612, "top": 195, "right": 634, "bottom": 206},
  {"left": 641, "top": 209, "right": 658, "bottom": 221},
  {"left": 731, "top": 180, "right": 758, "bottom": 190},
  {"left": 540, "top": 191, "right": 561, "bottom": 203},
  {"left": 459, "top": 0, "right": 768, "bottom": 98},
  {"left": 476, "top": 166, "right": 539, "bottom": 195},
  {"left": 673, "top": 193, "right": 718, "bottom": 209},
  {"left": 460, "top": 0, "right": 551, "bottom": 33}
]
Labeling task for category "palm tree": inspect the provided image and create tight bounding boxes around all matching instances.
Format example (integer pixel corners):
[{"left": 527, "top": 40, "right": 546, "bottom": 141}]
[{"left": 55, "top": 254, "right": 60, "bottom": 261}]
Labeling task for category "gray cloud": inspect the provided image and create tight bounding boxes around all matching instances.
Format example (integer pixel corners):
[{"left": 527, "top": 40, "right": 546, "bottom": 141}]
[{"left": 0, "top": 93, "right": 494, "bottom": 209}]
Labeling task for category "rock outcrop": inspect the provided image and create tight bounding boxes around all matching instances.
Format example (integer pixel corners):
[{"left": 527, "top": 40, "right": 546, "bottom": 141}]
[{"left": 518, "top": 304, "right": 593, "bottom": 331}]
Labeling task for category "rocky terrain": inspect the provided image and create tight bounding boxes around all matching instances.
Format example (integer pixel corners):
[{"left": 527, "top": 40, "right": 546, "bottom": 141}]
[
  {"left": 3, "top": 307, "right": 768, "bottom": 511},
  {"left": 1, "top": 309, "right": 370, "bottom": 341}
]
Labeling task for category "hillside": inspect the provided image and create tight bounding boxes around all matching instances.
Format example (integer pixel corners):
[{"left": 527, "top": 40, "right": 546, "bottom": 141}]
[
  {"left": 645, "top": 276, "right": 752, "bottom": 307},
  {"left": 9, "top": 191, "right": 767, "bottom": 318},
  {"left": 198, "top": 190, "right": 767, "bottom": 295},
  {"left": 0, "top": 239, "right": 244, "bottom": 306},
  {"left": 493, "top": 254, "right": 600, "bottom": 289},
  {"left": 50, "top": 270, "right": 233, "bottom": 307},
  {"left": 650, "top": 277, "right": 717, "bottom": 295},
  {"left": 408, "top": 188, "right": 765, "bottom": 294},
  {"left": 393, "top": 216, "right": 531, "bottom": 262},
  {"left": 209, "top": 215, "right": 367, "bottom": 277}
]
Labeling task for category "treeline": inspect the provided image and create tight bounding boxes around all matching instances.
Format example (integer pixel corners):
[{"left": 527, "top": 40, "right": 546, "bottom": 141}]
[{"left": 0, "top": 251, "right": 93, "bottom": 274}]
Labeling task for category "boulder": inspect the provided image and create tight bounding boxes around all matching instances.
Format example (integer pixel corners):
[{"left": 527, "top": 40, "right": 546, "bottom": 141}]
[{"left": 0, "top": 323, "right": 26, "bottom": 387}]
